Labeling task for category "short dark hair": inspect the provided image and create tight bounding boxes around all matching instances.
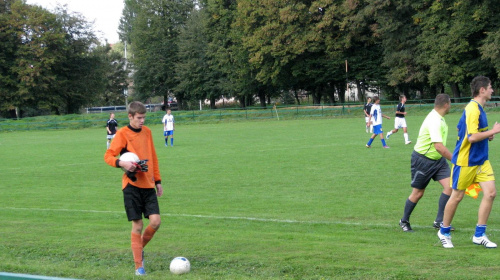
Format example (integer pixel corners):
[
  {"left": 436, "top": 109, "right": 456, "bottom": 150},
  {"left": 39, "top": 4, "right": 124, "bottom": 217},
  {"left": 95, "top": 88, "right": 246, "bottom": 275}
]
[
  {"left": 372, "top": 96, "right": 380, "bottom": 102},
  {"left": 470, "top": 76, "right": 491, "bottom": 97},
  {"left": 128, "top": 101, "right": 147, "bottom": 116},
  {"left": 434, "top": 94, "right": 450, "bottom": 108},
  {"left": 399, "top": 95, "right": 406, "bottom": 101}
]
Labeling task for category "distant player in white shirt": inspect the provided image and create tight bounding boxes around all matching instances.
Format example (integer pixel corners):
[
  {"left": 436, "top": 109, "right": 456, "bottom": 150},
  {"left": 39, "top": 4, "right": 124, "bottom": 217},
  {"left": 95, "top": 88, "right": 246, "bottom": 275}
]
[
  {"left": 162, "top": 109, "right": 175, "bottom": 147},
  {"left": 366, "top": 96, "right": 391, "bottom": 148}
]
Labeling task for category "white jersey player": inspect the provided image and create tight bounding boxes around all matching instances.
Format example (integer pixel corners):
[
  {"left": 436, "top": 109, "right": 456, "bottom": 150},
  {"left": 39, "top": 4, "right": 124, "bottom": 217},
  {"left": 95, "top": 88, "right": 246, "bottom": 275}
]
[{"left": 162, "top": 109, "right": 175, "bottom": 147}]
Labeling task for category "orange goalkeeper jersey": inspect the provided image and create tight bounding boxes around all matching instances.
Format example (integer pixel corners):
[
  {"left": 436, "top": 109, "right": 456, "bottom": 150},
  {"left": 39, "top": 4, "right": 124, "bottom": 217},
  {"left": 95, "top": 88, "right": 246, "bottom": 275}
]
[{"left": 104, "top": 125, "right": 161, "bottom": 190}]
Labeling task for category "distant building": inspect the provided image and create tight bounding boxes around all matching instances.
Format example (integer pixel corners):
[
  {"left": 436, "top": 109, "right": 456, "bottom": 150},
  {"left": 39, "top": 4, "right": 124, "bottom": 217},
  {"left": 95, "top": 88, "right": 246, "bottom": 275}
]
[{"left": 344, "top": 82, "right": 382, "bottom": 102}]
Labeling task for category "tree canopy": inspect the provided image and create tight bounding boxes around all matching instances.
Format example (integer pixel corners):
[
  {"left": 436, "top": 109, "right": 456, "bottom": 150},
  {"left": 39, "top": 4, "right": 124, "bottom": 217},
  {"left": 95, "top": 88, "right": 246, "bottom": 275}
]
[
  {"left": 0, "top": 0, "right": 128, "bottom": 117},
  {"left": 3, "top": 0, "right": 500, "bottom": 117}
]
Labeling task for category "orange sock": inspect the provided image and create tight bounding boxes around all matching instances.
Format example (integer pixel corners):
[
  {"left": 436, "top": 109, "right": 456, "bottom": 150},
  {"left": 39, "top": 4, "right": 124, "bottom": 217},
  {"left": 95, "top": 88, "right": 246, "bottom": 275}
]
[
  {"left": 131, "top": 232, "right": 143, "bottom": 269},
  {"left": 142, "top": 225, "right": 157, "bottom": 248}
]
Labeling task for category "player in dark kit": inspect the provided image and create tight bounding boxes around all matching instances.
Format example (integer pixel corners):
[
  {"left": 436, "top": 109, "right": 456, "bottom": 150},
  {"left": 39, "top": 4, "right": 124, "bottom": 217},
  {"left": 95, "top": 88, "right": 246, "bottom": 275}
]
[
  {"left": 364, "top": 97, "right": 373, "bottom": 133},
  {"left": 386, "top": 95, "right": 411, "bottom": 144},
  {"left": 106, "top": 113, "right": 119, "bottom": 149}
]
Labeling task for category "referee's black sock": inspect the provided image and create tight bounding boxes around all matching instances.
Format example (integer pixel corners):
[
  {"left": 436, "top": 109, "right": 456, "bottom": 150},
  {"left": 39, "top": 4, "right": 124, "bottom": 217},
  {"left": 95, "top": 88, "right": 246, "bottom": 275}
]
[
  {"left": 402, "top": 198, "right": 417, "bottom": 222},
  {"left": 435, "top": 192, "right": 450, "bottom": 223}
]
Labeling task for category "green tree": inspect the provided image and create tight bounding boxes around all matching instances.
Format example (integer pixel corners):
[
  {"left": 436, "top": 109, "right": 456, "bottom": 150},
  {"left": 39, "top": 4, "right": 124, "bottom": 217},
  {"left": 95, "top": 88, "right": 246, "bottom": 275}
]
[
  {"left": 414, "top": 0, "right": 494, "bottom": 97},
  {"left": 51, "top": 5, "right": 106, "bottom": 114},
  {"left": 1, "top": 1, "right": 120, "bottom": 116},
  {"left": 87, "top": 44, "right": 129, "bottom": 107},
  {"left": 336, "top": 0, "right": 386, "bottom": 102},
  {"left": 175, "top": 8, "right": 213, "bottom": 108},
  {"left": 0, "top": 0, "right": 20, "bottom": 117},
  {"left": 203, "top": 0, "right": 256, "bottom": 108},
  {"left": 367, "top": 0, "right": 429, "bottom": 98},
  {"left": 121, "top": 0, "right": 193, "bottom": 107},
  {"left": 236, "top": 0, "right": 324, "bottom": 106},
  {"left": 10, "top": 2, "right": 68, "bottom": 115}
]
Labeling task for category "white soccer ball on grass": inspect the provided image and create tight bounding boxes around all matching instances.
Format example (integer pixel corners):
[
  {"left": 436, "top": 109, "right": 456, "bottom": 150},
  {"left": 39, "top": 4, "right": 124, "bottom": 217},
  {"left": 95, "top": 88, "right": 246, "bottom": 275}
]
[{"left": 170, "top": 256, "right": 190, "bottom": 275}]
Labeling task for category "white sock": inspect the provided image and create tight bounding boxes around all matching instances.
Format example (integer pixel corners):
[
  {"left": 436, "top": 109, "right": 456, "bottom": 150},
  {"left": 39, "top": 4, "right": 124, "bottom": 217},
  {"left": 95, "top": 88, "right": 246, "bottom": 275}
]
[{"left": 404, "top": 133, "right": 409, "bottom": 142}]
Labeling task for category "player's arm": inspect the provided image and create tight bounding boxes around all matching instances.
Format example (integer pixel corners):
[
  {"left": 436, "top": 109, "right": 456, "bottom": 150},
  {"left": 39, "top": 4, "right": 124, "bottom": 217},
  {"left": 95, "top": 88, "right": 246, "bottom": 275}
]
[
  {"left": 156, "top": 183, "right": 163, "bottom": 197},
  {"left": 433, "top": 142, "right": 452, "bottom": 161},
  {"left": 395, "top": 104, "right": 406, "bottom": 115},
  {"left": 104, "top": 131, "right": 135, "bottom": 172},
  {"left": 383, "top": 114, "right": 390, "bottom": 120},
  {"left": 468, "top": 122, "right": 500, "bottom": 143}
]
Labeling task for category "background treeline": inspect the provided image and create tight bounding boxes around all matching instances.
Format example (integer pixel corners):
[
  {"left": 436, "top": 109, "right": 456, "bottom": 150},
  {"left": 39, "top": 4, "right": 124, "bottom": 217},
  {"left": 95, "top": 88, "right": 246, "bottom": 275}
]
[
  {"left": 0, "top": 0, "right": 128, "bottom": 118},
  {"left": 120, "top": 0, "right": 500, "bottom": 110},
  {"left": 2, "top": 0, "right": 500, "bottom": 117}
]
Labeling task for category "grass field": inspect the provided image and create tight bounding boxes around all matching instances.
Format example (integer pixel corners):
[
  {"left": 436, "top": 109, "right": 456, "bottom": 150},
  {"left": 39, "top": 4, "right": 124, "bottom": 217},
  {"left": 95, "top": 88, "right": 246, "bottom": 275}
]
[{"left": 2, "top": 112, "right": 500, "bottom": 279}]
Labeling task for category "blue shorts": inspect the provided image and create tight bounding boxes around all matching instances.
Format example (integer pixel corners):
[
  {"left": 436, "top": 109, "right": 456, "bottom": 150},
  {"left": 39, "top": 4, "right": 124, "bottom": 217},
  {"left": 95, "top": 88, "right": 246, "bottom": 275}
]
[
  {"left": 164, "top": 130, "right": 174, "bottom": 137},
  {"left": 373, "top": 124, "right": 383, "bottom": 134}
]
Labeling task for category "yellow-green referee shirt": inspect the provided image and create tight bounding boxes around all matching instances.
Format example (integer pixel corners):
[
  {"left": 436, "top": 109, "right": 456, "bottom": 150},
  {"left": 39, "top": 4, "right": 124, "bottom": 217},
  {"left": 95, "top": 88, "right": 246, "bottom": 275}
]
[{"left": 414, "top": 109, "right": 448, "bottom": 160}]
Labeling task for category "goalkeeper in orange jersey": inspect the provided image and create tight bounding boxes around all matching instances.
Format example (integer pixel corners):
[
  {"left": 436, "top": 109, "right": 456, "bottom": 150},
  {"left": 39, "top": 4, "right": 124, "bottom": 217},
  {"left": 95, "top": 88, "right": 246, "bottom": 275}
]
[
  {"left": 399, "top": 94, "right": 453, "bottom": 232},
  {"left": 104, "top": 101, "right": 163, "bottom": 276}
]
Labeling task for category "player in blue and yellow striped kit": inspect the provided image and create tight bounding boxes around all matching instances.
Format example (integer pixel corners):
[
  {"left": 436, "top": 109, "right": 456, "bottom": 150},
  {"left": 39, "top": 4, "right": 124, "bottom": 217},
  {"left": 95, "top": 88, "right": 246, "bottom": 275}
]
[{"left": 438, "top": 76, "right": 500, "bottom": 248}]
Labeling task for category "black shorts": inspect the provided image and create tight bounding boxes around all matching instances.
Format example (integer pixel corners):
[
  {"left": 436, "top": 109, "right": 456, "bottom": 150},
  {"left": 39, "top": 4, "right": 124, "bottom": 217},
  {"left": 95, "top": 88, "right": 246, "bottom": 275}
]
[
  {"left": 410, "top": 151, "right": 450, "bottom": 189},
  {"left": 123, "top": 184, "right": 160, "bottom": 221}
]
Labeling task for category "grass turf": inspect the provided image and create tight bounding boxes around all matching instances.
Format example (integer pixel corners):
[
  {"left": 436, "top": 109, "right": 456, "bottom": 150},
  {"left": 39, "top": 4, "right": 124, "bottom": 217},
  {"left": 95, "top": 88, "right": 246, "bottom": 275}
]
[{"left": 1, "top": 113, "right": 500, "bottom": 279}]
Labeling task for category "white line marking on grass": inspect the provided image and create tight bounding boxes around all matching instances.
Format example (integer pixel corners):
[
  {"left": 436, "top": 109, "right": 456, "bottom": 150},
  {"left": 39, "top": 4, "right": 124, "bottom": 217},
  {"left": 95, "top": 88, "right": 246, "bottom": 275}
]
[
  {"left": 4, "top": 161, "right": 103, "bottom": 172},
  {"left": 2, "top": 207, "right": 373, "bottom": 226},
  {"left": 0, "top": 272, "right": 81, "bottom": 280},
  {"left": 2, "top": 207, "right": 492, "bottom": 231}
]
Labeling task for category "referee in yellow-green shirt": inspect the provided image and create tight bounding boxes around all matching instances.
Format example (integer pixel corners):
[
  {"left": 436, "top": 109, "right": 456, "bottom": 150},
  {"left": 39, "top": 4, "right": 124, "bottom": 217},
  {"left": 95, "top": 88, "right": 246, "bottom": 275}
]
[{"left": 399, "top": 94, "right": 452, "bottom": 232}]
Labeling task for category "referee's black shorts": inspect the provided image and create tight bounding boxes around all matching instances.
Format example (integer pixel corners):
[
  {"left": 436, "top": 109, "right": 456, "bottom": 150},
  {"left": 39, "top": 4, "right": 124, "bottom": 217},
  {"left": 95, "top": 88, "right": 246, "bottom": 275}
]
[
  {"left": 410, "top": 151, "right": 450, "bottom": 189},
  {"left": 123, "top": 184, "right": 160, "bottom": 221}
]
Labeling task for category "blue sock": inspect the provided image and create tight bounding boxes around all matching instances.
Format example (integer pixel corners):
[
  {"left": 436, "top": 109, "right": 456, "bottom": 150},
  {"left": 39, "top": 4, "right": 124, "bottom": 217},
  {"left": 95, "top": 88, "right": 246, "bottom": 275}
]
[
  {"left": 367, "top": 138, "right": 374, "bottom": 146},
  {"left": 475, "top": 225, "right": 487, "bottom": 237},
  {"left": 381, "top": 139, "right": 387, "bottom": 146},
  {"left": 440, "top": 226, "right": 452, "bottom": 235},
  {"left": 171, "top": 138, "right": 174, "bottom": 146},
  {"left": 165, "top": 138, "right": 168, "bottom": 145}
]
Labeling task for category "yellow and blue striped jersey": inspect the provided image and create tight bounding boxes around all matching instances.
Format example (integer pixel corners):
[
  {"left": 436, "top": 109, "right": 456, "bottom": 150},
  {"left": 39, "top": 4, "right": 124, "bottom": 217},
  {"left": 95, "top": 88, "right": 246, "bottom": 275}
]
[{"left": 451, "top": 100, "right": 489, "bottom": 167}]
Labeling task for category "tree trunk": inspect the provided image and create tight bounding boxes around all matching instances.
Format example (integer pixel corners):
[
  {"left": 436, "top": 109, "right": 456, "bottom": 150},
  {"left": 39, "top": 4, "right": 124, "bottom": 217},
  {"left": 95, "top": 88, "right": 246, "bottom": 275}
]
[
  {"left": 311, "top": 86, "right": 322, "bottom": 105},
  {"left": 210, "top": 96, "right": 216, "bottom": 109},
  {"left": 238, "top": 96, "right": 246, "bottom": 108},
  {"left": 450, "top": 83, "right": 460, "bottom": 98},
  {"left": 337, "top": 82, "right": 346, "bottom": 104},
  {"left": 177, "top": 97, "right": 184, "bottom": 110},
  {"left": 258, "top": 87, "right": 266, "bottom": 108},
  {"left": 326, "top": 86, "right": 335, "bottom": 104},
  {"left": 294, "top": 90, "right": 300, "bottom": 105}
]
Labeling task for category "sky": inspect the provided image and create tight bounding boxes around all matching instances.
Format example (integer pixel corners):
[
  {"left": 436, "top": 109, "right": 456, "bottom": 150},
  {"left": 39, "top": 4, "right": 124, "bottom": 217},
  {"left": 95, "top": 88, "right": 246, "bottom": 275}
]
[{"left": 25, "top": 0, "right": 124, "bottom": 43}]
